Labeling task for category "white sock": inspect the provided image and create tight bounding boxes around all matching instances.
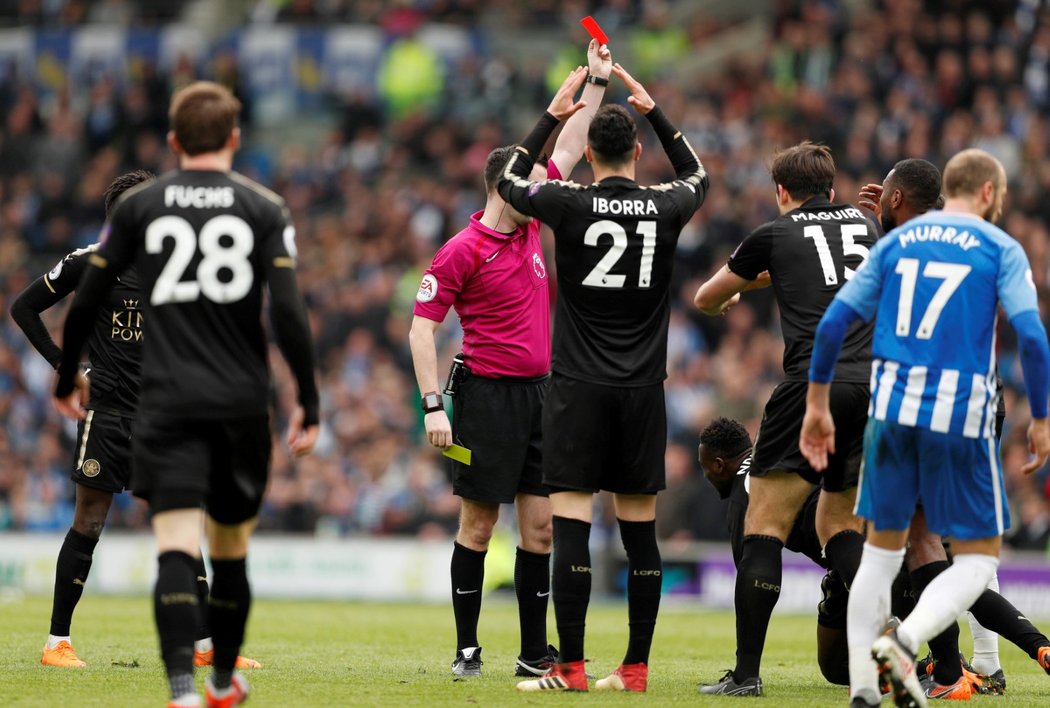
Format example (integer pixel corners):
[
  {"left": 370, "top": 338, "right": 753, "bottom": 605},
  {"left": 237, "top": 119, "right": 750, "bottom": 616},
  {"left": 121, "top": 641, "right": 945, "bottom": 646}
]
[
  {"left": 195, "top": 637, "right": 214, "bottom": 653},
  {"left": 968, "top": 571, "right": 1002, "bottom": 674},
  {"left": 848, "top": 543, "right": 905, "bottom": 700},
  {"left": 900, "top": 554, "right": 999, "bottom": 653},
  {"left": 47, "top": 634, "right": 71, "bottom": 649}
]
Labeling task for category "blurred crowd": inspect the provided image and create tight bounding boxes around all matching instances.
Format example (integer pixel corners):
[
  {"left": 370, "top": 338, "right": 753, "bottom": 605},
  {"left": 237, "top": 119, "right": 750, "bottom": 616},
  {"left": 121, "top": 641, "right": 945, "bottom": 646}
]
[{"left": 0, "top": 0, "right": 1048, "bottom": 551}]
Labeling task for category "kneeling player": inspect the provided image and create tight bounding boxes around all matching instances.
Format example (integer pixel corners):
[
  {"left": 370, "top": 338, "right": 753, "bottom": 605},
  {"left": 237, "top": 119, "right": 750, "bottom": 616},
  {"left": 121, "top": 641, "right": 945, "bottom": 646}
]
[{"left": 700, "top": 417, "right": 1050, "bottom": 696}]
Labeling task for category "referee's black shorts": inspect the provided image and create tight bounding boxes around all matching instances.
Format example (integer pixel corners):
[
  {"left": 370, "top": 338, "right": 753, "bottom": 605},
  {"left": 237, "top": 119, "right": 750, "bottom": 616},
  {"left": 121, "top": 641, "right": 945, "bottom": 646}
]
[
  {"left": 752, "top": 380, "right": 868, "bottom": 492},
  {"left": 450, "top": 373, "right": 548, "bottom": 504},
  {"left": 542, "top": 374, "right": 666, "bottom": 495}
]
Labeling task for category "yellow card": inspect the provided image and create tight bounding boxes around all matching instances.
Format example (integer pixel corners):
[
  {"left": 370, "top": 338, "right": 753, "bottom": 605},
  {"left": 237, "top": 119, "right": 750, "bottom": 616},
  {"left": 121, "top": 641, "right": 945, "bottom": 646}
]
[{"left": 443, "top": 444, "right": 472, "bottom": 465}]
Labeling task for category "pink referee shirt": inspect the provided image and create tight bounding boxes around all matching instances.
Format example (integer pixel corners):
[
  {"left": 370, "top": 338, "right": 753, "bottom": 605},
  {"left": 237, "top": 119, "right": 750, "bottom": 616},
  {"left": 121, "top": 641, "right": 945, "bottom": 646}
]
[{"left": 413, "top": 163, "right": 561, "bottom": 378}]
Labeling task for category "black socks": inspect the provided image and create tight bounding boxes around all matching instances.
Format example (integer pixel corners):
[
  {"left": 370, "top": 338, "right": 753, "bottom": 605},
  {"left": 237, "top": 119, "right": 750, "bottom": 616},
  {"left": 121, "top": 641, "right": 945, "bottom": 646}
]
[
  {"left": 155, "top": 551, "right": 199, "bottom": 698},
  {"left": 619, "top": 519, "right": 662, "bottom": 665},
  {"left": 208, "top": 557, "right": 251, "bottom": 689},
  {"left": 451, "top": 541, "right": 486, "bottom": 649},
  {"left": 910, "top": 561, "right": 963, "bottom": 684},
  {"left": 552, "top": 516, "right": 592, "bottom": 663},
  {"left": 515, "top": 547, "right": 551, "bottom": 660},
  {"left": 824, "top": 529, "right": 864, "bottom": 589},
  {"left": 195, "top": 555, "right": 210, "bottom": 642},
  {"left": 970, "top": 587, "right": 1050, "bottom": 661},
  {"left": 50, "top": 528, "right": 98, "bottom": 636},
  {"left": 733, "top": 535, "right": 784, "bottom": 681}
]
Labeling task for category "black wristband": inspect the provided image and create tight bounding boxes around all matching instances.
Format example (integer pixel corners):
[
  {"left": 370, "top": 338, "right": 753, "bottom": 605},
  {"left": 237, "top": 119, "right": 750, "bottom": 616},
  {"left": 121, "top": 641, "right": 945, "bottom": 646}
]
[
  {"left": 421, "top": 391, "right": 444, "bottom": 414},
  {"left": 585, "top": 74, "right": 609, "bottom": 87}
]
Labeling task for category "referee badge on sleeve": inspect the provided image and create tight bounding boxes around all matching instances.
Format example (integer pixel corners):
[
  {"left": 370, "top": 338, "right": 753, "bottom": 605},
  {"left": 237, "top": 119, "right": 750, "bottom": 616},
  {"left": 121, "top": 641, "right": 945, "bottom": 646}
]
[{"left": 417, "top": 274, "right": 438, "bottom": 303}]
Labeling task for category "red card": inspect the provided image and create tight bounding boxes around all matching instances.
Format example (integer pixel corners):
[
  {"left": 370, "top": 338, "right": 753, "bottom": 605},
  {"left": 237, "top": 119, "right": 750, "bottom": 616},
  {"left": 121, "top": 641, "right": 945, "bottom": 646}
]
[{"left": 580, "top": 16, "right": 609, "bottom": 45}]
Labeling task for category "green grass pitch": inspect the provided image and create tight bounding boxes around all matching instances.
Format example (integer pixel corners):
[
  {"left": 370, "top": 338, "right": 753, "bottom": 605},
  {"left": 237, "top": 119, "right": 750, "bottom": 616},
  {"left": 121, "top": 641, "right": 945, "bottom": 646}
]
[{"left": 2, "top": 594, "right": 1049, "bottom": 706}]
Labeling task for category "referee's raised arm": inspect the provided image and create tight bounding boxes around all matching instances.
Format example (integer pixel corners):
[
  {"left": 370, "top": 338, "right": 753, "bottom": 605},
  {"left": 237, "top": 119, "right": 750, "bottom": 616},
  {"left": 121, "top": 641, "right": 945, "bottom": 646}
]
[{"left": 497, "top": 67, "right": 588, "bottom": 219}]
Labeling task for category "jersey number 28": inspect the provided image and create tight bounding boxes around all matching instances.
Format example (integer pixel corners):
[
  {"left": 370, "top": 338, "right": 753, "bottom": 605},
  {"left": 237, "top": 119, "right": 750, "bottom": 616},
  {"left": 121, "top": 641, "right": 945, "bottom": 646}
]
[{"left": 146, "top": 215, "right": 254, "bottom": 305}]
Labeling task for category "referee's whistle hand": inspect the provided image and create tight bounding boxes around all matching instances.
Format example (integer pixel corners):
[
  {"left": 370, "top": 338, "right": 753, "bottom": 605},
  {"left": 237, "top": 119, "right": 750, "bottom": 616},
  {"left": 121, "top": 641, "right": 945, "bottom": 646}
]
[{"left": 425, "top": 411, "right": 452, "bottom": 449}]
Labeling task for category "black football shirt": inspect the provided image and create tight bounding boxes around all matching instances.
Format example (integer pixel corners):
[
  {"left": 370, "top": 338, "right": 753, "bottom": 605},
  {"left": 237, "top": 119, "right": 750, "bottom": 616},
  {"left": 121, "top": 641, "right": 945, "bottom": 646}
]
[
  {"left": 40, "top": 247, "right": 143, "bottom": 415},
  {"left": 77, "top": 170, "right": 304, "bottom": 420},
  {"left": 728, "top": 197, "right": 877, "bottom": 382},
  {"left": 498, "top": 109, "right": 709, "bottom": 385}
]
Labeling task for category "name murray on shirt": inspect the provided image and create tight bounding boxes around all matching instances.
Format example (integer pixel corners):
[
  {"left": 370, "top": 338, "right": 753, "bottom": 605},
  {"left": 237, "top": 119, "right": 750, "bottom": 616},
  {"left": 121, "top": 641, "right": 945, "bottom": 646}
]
[{"left": 897, "top": 223, "right": 982, "bottom": 251}]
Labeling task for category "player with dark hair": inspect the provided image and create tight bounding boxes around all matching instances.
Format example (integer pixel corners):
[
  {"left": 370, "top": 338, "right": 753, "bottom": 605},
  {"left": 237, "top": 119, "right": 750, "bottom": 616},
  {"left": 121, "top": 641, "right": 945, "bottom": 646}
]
[
  {"left": 12, "top": 170, "right": 153, "bottom": 668},
  {"left": 859, "top": 158, "right": 1050, "bottom": 699},
  {"left": 409, "top": 39, "right": 611, "bottom": 679},
  {"left": 801, "top": 148, "right": 1050, "bottom": 707},
  {"left": 861, "top": 158, "right": 945, "bottom": 234},
  {"left": 693, "top": 141, "right": 876, "bottom": 696},
  {"left": 53, "top": 81, "right": 319, "bottom": 708},
  {"left": 700, "top": 417, "right": 860, "bottom": 686},
  {"left": 498, "top": 62, "right": 708, "bottom": 693},
  {"left": 13, "top": 169, "right": 260, "bottom": 674},
  {"left": 701, "top": 411, "right": 1050, "bottom": 696}
]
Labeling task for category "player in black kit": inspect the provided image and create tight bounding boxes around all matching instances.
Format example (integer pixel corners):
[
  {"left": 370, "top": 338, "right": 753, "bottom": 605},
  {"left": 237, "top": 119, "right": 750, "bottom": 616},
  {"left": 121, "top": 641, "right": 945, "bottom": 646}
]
[
  {"left": 14, "top": 169, "right": 261, "bottom": 672},
  {"left": 12, "top": 170, "right": 152, "bottom": 668},
  {"left": 52, "top": 82, "right": 318, "bottom": 708},
  {"left": 698, "top": 417, "right": 856, "bottom": 687},
  {"left": 498, "top": 62, "right": 708, "bottom": 693},
  {"left": 694, "top": 142, "right": 875, "bottom": 696}
]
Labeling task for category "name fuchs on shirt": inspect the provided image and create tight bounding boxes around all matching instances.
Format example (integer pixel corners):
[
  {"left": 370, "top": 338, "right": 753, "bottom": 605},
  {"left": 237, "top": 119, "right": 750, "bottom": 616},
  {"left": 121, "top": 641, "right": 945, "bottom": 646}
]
[{"left": 164, "top": 185, "right": 235, "bottom": 209}]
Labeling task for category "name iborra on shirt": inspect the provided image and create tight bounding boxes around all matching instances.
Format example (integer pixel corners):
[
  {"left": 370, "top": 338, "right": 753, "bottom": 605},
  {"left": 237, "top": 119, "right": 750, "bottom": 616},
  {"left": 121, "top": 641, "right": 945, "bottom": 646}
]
[
  {"left": 164, "top": 185, "right": 236, "bottom": 209},
  {"left": 592, "top": 197, "right": 659, "bottom": 216}
]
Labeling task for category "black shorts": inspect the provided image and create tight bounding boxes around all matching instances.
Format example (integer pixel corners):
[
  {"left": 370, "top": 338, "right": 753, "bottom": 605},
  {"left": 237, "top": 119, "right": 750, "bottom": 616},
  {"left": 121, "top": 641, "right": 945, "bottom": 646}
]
[
  {"left": 71, "top": 410, "right": 134, "bottom": 493},
  {"left": 132, "top": 414, "right": 271, "bottom": 525},
  {"left": 451, "top": 373, "right": 548, "bottom": 504},
  {"left": 542, "top": 375, "right": 666, "bottom": 495},
  {"left": 752, "top": 380, "right": 868, "bottom": 492}
]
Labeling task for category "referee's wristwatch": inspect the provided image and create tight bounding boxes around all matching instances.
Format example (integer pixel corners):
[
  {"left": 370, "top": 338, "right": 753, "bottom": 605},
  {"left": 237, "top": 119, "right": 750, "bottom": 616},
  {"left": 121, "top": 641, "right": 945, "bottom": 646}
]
[{"left": 421, "top": 391, "right": 444, "bottom": 414}]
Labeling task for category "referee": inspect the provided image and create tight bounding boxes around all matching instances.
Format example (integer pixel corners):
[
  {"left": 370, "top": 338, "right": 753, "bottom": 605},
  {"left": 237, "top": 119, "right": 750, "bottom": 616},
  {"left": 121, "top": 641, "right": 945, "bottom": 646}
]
[{"left": 409, "top": 41, "right": 610, "bottom": 678}]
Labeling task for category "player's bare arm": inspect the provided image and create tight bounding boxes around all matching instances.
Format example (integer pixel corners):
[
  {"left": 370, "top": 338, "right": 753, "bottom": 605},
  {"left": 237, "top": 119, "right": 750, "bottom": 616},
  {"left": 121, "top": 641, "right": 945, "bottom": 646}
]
[
  {"left": 694, "top": 265, "right": 752, "bottom": 315},
  {"left": 549, "top": 40, "right": 611, "bottom": 176},
  {"left": 408, "top": 315, "right": 452, "bottom": 449}
]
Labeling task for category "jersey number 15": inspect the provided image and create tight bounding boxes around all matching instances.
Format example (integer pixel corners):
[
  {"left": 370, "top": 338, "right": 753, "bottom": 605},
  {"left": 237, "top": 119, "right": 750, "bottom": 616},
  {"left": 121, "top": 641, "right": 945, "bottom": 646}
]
[
  {"left": 804, "top": 224, "right": 870, "bottom": 285},
  {"left": 146, "top": 215, "right": 255, "bottom": 305}
]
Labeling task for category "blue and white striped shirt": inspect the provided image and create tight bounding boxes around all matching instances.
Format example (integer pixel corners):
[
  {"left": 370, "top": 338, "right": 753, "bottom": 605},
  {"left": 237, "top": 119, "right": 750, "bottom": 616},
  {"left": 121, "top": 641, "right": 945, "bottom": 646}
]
[{"left": 836, "top": 212, "right": 1038, "bottom": 439}]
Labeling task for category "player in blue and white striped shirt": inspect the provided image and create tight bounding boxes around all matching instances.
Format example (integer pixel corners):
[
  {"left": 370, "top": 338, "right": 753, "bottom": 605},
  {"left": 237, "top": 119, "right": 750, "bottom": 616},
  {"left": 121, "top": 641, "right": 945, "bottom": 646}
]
[{"left": 799, "top": 149, "right": 1050, "bottom": 708}]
